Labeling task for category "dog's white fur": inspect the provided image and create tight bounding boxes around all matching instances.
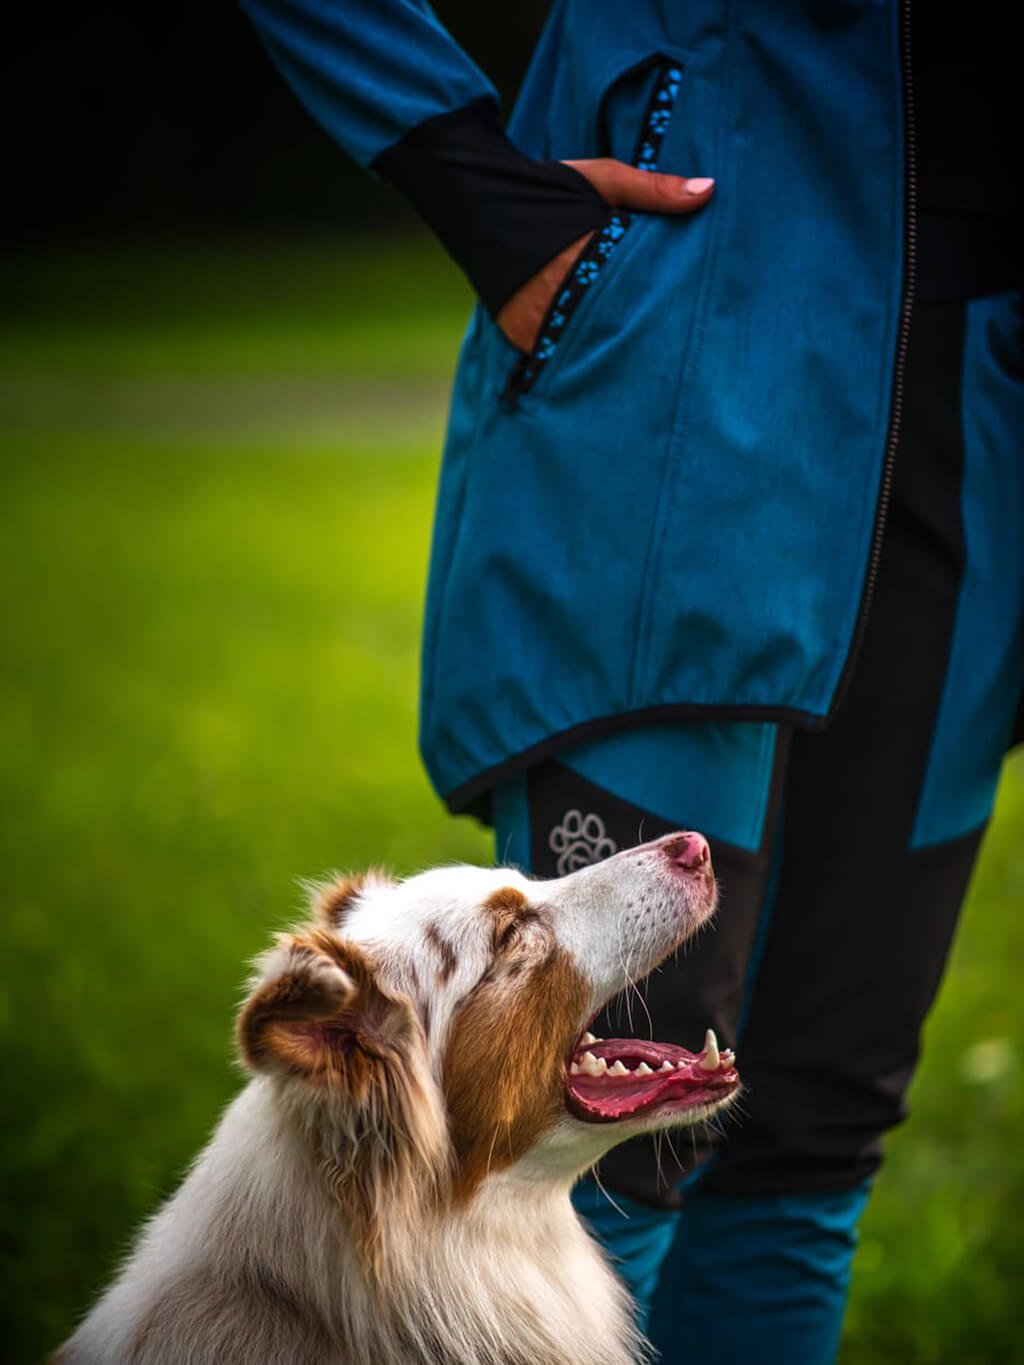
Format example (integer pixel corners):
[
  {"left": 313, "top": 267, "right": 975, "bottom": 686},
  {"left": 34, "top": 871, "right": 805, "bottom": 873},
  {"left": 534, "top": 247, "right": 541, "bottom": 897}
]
[{"left": 58, "top": 837, "right": 725, "bottom": 1364}]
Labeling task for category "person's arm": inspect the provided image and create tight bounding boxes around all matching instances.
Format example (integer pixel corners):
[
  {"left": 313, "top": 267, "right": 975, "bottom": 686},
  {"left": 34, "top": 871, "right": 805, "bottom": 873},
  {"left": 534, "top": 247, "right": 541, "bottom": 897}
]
[
  {"left": 240, "top": 0, "right": 608, "bottom": 313},
  {"left": 240, "top": 0, "right": 713, "bottom": 342}
]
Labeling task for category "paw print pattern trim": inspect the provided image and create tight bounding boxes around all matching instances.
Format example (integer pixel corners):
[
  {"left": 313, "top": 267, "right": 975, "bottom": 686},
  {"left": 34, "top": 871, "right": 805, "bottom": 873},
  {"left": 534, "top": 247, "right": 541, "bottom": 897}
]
[
  {"left": 549, "top": 809, "right": 619, "bottom": 876},
  {"left": 499, "top": 60, "right": 683, "bottom": 412}
]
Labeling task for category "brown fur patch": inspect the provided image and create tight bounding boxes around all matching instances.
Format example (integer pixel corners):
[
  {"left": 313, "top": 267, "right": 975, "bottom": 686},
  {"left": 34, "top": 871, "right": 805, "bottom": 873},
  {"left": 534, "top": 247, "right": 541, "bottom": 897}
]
[
  {"left": 310, "top": 874, "right": 369, "bottom": 928},
  {"left": 443, "top": 944, "right": 589, "bottom": 1200},
  {"left": 484, "top": 886, "right": 534, "bottom": 952},
  {"left": 424, "top": 920, "right": 458, "bottom": 984},
  {"left": 485, "top": 886, "right": 529, "bottom": 914}
]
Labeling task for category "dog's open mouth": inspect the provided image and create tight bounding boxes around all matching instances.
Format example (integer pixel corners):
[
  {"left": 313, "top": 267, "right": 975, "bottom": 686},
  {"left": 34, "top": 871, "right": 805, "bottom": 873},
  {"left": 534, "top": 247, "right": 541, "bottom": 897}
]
[{"left": 565, "top": 1028, "right": 740, "bottom": 1123}]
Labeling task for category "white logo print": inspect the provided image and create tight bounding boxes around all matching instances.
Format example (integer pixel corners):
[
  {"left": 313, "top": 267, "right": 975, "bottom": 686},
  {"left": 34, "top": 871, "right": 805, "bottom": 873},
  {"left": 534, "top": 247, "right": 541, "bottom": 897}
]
[{"left": 548, "top": 809, "right": 618, "bottom": 875}]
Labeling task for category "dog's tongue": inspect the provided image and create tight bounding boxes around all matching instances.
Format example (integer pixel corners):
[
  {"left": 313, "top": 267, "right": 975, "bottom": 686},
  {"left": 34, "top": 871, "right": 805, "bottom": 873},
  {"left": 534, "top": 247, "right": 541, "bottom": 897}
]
[{"left": 566, "top": 1030, "right": 739, "bottom": 1122}]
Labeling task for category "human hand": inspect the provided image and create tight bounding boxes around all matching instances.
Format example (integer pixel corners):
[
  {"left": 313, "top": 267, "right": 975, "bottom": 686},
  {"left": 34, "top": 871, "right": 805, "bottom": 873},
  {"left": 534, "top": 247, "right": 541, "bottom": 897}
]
[{"left": 496, "top": 161, "right": 714, "bottom": 352}]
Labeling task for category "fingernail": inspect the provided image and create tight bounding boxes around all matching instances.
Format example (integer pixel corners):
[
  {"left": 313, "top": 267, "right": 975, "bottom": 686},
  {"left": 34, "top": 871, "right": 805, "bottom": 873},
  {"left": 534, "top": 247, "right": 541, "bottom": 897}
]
[{"left": 684, "top": 177, "right": 715, "bottom": 195}]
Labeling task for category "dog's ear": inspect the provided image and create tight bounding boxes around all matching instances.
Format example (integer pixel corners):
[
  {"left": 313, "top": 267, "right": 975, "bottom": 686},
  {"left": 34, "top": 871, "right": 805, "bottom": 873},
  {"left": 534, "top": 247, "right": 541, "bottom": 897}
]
[
  {"left": 237, "top": 930, "right": 411, "bottom": 1092},
  {"left": 308, "top": 871, "right": 392, "bottom": 929},
  {"left": 238, "top": 929, "right": 449, "bottom": 1257}
]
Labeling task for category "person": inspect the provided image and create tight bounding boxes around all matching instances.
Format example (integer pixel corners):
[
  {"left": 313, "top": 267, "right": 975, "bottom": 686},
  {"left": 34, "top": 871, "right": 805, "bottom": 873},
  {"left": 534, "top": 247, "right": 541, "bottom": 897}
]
[{"left": 238, "top": 1, "right": 1023, "bottom": 1359}]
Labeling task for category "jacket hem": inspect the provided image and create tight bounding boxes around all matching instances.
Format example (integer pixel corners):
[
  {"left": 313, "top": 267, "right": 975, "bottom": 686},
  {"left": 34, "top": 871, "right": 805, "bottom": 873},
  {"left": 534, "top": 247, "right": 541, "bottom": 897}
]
[{"left": 439, "top": 699, "right": 826, "bottom": 821}]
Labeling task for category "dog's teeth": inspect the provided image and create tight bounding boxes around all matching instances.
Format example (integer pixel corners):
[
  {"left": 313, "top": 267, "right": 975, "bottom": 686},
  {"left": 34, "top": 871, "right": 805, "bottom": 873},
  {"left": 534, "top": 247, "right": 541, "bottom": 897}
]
[
  {"left": 579, "top": 1051, "right": 608, "bottom": 1077},
  {"left": 635, "top": 1062, "right": 653, "bottom": 1076},
  {"left": 608, "top": 1060, "right": 629, "bottom": 1076},
  {"left": 659, "top": 1061, "right": 675, "bottom": 1073},
  {"left": 721, "top": 1048, "right": 736, "bottom": 1068},
  {"left": 699, "top": 1028, "right": 721, "bottom": 1071},
  {"left": 570, "top": 1062, "right": 581, "bottom": 1075},
  {"left": 581, "top": 1031, "right": 598, "bottom": 1045}
]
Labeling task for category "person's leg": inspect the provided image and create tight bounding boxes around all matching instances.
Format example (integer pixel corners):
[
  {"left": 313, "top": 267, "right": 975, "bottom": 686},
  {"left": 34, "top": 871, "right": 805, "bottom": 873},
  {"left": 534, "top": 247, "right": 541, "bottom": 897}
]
[
  {"left": 648, "top": 294, "right": 1024, "bottom": 1363},
  {"left": 492, "top": 720, "right": 786, "bottom": 1316},
  {"left": 493, "top": 737, "right": 879, "bottom": 1354},
  {"left": 493, "top": 296, "right": 1024, "bottom": 1359}
]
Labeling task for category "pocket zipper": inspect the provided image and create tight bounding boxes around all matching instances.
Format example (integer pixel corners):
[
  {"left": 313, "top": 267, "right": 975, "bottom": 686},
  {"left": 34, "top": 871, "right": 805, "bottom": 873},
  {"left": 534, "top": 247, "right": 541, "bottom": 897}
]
[{"left": 499, "top": 59, "right": 683, "bottom": 413}]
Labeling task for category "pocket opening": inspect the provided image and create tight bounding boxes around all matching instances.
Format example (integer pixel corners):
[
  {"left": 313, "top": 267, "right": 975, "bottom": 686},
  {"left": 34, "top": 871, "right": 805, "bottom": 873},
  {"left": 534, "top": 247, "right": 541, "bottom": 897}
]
[{"left": 499, "top": 58, "right": 684, "bottom": 413}]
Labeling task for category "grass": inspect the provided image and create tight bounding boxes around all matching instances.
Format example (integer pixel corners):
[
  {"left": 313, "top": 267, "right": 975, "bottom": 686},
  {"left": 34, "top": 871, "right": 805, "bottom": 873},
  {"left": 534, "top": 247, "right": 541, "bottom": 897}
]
[{"left": 1, "top": 236, "right": 1022, "bottom": 1363}]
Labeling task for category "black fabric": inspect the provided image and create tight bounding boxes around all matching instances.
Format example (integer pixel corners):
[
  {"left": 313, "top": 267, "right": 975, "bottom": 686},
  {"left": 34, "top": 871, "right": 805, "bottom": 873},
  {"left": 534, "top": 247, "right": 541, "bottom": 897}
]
[
  {"left": 372, "top": 97, "right": 608, "bottom": 318},
  {"left": 527, "top": 762, "right": 680, "bottom": 875},
  {"left": 526, "top": 747, "right": 789, "bottom": 1200},
  {"left": 913, "top": 4, "right": 1020, "bottom": 224},
  {"left": 702, "top": 302, "right": 975, "bottom": 1197},
  {"left": 523, "top": 302, "right": 981, "bottom": 1208},
  {"left": 913, "top": 6, "right": 1023, "bottom": 302},
  {"left": 917, "top": 212, "right": 1022, "bottom": 305}
]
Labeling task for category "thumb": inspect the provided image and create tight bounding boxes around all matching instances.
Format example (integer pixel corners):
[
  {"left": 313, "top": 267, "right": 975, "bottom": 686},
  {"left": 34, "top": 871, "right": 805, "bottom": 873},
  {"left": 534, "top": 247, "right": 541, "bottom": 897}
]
[{"left": 562, "top": 158, "right": 714, "bottom": 215}]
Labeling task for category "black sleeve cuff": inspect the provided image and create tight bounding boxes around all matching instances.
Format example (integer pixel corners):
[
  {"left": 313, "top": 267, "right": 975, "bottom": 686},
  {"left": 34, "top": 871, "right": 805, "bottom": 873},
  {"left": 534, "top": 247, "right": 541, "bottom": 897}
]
[{"left": 372, "top": 97, "right": 609, "bottom": 317}]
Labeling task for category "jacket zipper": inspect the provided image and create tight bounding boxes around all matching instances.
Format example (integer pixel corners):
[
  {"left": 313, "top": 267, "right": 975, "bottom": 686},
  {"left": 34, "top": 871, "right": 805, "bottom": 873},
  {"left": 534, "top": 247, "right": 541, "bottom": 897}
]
[
  {"left": 498, "top": 208, "right": 628, "bottom": 413},
  {"left": 825, "top": 0, "right": 917, "bottom": 722}
]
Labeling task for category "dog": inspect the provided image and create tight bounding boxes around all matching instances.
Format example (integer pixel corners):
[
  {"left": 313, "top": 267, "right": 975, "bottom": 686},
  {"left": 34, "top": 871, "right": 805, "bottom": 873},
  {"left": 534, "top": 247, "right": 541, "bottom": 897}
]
[{"left": 56, "top": 831, "right": 739, "bottom": 1364}]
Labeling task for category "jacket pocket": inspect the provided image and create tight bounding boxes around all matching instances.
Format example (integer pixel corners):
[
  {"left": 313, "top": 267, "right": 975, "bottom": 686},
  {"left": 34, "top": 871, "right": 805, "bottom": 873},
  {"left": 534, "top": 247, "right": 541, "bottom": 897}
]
[{"left": 499, "top": 57, "right": 684, "bottom": 414}]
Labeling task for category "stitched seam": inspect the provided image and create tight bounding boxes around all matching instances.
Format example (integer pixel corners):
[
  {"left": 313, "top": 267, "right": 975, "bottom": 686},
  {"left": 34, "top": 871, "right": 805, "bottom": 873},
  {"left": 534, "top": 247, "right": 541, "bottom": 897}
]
[{"left": 625, "top": 10, "right": 738, "bottom": 706}]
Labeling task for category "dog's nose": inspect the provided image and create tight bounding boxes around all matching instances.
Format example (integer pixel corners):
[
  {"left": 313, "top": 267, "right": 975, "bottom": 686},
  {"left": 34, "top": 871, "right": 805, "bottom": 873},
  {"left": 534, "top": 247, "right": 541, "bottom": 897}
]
[{"left": 662, "top": 831, "right": 710, "bottom": 870}]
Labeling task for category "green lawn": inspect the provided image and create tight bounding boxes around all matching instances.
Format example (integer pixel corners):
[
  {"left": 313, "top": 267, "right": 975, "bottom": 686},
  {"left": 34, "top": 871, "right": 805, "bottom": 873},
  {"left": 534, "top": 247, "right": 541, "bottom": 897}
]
[{"left": 1, "top": 238, "right": 1021, "bottom": 1363}]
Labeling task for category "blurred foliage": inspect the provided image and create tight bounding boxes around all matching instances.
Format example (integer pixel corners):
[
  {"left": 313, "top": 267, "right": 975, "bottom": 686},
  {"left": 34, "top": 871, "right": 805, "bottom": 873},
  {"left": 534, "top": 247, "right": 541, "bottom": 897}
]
[{"left": 1, "top": 236, "right": 1022, "bottom": 1363}]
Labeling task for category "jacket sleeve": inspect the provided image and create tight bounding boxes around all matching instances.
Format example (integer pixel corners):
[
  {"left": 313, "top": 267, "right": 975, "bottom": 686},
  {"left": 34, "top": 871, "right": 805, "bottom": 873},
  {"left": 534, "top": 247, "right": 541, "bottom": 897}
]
[{"left": 239, "top": 0, "right": 608, "bottom": 316}]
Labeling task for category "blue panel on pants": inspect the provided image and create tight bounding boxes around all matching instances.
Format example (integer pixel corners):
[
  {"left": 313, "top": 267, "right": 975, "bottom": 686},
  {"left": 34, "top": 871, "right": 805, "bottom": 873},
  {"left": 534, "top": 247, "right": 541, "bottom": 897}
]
[
  {"left": 648, "top": 1183, "right": 872, "bottom": 1365},
  {"left": 912, "top": 292, "right": 1024, "bottom": 848}
]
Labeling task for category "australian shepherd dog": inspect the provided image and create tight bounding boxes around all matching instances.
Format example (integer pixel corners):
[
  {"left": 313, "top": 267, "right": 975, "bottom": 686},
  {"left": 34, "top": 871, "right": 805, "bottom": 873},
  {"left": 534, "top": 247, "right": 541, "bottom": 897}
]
[{"left": 57, "top": 831, "right": 739, "bottom": 1364}]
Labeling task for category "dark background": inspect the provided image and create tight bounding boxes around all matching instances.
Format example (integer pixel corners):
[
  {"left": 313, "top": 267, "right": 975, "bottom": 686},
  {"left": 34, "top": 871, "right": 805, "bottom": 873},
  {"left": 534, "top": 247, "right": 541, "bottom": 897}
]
[{"left": 9, "top": 2, "right": 550, "bottom": 245}]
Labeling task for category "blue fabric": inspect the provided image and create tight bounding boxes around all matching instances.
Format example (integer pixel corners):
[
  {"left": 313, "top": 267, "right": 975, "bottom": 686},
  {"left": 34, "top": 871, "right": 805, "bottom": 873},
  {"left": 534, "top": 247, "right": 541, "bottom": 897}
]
[
  {"left": 561, "top": 721, "right": 777, "bottom": 853},
  {"left": 572, "top": 1177, "right": 681, "bottom": 1331},
  {"left": 241, "top": 0, "right": 1019, "bottom": 814},
  {"left": 238, "top": 0, "right": 496, "bottom": 168},
  {"left": 491, "top": 773, "right": 531, "bottom": 870},
  {"left": 647, "top": 1184, "right": 872, "bottom": 1365},
  {"left": 418, "top": 0, "right": 906, "bottom": 804},
  {"left": 911, "top": 292, "right": 1024, "bottom": 847},
  {"left": 241, "top": 0, "right": 908, "bottom": 805},
  {"left": 573, "top": 1175, "right": 871, "bottom": 1362},
  {"left": 491, "top": 721, "right": 777, "bottom": 858}
]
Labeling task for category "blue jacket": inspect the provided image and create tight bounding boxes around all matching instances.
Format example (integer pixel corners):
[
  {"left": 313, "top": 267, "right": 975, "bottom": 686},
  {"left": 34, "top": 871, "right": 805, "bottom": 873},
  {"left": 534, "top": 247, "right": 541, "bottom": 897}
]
[{"left": 240, "top": 0, "right": 1024, "bottom": 831}]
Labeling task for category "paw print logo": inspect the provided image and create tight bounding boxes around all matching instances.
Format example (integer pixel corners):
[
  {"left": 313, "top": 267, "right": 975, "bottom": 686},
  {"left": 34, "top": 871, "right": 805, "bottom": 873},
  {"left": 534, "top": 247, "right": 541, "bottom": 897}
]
[
  {"left": 548, "top": 810, "right": 618, "bottom": 875},
  {"left": 575, "top": 259, "right": 599, "bottom": 287}
]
